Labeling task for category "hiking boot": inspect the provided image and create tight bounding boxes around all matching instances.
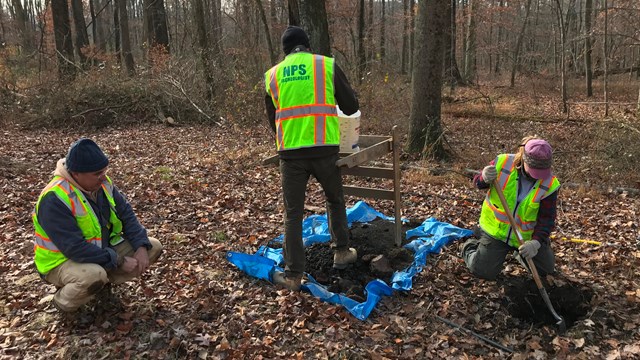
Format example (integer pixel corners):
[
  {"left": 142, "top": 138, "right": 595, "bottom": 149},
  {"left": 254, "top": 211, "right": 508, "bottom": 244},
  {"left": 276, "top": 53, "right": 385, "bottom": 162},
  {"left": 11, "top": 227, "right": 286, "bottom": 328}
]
[
  {"left": 272, "top": 270, "right": 302, "bottom": 291},
  {"left": 333, "top": 248, "right": 358, "bottom": 269}
]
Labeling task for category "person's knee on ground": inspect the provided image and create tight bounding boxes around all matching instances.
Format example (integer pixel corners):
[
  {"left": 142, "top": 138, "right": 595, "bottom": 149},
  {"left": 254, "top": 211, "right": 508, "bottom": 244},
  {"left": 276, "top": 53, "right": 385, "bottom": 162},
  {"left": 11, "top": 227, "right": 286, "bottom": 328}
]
[
  {"left": 147, "top": 237, "right": 164, "bottom": 263},
  {"left": 51, "top": 263, "right": 108, "bottom": 312},
  {"left": 461, "top": 239, "right": 503, "bottom": 281}
]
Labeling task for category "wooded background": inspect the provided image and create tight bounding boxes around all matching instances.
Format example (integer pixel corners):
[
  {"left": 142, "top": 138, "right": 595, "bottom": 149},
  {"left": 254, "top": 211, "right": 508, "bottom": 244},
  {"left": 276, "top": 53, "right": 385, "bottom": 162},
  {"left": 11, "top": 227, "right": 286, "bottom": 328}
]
[{"left": 1, "top": 0, "right": 639, "bottom": 155}]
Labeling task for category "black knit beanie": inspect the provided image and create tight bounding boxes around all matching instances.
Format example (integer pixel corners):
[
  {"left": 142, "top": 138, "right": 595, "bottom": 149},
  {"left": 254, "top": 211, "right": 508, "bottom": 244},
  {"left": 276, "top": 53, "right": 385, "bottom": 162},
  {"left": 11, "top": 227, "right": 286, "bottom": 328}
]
[
  {"left": 281, "top": 26, "right": 310, "bottom": 55},
  {"left": 65, "top": 138, "right": 109, "bottom": 173}
]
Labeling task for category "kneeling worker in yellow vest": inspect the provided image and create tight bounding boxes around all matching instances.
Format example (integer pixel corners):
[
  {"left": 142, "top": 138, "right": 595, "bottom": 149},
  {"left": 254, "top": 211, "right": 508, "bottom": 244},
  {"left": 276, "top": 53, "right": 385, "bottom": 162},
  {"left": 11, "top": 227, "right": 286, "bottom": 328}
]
[
  {"left": 461, "top": 136, "right": 560, "bottom": 280},
  {"left": 32, "top": 138, "right": 163, "bottom": 312},
  {"left": 264, "top": 26, "right": 360, "bottom": 291}
]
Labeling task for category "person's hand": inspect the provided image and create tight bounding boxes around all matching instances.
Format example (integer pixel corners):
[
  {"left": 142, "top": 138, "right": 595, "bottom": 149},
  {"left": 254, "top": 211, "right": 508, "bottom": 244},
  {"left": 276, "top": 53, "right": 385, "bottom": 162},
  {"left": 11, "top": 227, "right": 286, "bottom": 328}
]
[
  {"left": 519, "top": 240, "right": 541, "bottom": 259},
  {"left": 133, "top": 247, "right": 150, "bottom": 274},
  {"left": 482, "top": 165, "right": 497, "bottom": 183},
  {"left": 120, "top": 256, "right": 139, "bottom": 273}
]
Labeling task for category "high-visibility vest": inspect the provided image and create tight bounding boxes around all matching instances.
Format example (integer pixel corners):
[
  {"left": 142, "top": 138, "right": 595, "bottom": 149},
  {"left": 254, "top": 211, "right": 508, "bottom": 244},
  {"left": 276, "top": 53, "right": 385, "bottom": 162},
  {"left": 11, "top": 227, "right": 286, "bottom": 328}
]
[
  {"left": 479, "top": 154, "right": 561, "bottom": 248},
  {"left": 265, "top": 52, "right": 339, "bottom": 151},
  {"left": 32, "top": 176, "right": 124, "bottom": 274}
]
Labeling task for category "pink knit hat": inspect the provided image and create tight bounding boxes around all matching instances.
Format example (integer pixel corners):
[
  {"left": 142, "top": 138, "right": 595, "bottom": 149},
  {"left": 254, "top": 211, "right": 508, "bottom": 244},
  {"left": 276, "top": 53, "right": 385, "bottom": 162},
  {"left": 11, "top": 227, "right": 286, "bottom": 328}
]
[{"left": 523, "top": 139, "right": 553, "bottom": 180}]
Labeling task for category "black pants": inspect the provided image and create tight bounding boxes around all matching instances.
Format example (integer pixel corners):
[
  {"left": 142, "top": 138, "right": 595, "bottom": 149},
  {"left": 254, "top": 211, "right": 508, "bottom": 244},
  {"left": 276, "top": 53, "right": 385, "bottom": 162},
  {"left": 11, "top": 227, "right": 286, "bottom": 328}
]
[{"left": 279, "top": 153, "right": 349, "bottom": 276}]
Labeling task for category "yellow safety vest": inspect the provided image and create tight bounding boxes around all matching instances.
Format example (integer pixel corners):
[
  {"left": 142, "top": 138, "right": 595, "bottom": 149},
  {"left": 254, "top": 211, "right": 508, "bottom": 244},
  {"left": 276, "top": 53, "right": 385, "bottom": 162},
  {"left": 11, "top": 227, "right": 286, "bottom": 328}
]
[
  {"left": 265, "top": 52, "right": 339, "bottom": 151},
  {"left": 32, "top": 176, "right": 124, "bottom": 274},
  {"left": 479, "top": 154, "right": 560, "bottom": 247}
]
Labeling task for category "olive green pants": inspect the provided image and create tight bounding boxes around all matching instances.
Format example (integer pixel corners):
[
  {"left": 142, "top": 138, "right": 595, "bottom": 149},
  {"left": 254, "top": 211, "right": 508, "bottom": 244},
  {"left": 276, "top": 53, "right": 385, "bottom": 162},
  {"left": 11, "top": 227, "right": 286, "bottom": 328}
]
[
  {"left": 462, "top": 230, "right": 555, "bottom": 280},
  {"left": 44, "top": 237, "right": 163, "bottom": 312}
]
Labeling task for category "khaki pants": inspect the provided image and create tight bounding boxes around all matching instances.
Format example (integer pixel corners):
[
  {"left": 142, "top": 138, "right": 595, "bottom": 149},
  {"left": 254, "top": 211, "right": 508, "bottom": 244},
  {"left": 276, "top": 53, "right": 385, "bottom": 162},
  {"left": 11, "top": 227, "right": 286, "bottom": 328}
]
[
  {"left": 45, "top": 237, "right": 163, "bottom": 312},
  {"left": 462, "top": 231, "right": 554, "bottom": 280}
]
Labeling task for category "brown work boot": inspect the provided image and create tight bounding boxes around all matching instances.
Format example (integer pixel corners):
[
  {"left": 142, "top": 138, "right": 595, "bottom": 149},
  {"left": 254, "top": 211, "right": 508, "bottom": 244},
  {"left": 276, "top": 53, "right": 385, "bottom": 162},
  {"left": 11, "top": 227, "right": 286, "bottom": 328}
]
[
  {"left": 272, "top": 271, "right": 302, "bottom": 291},
  {"left": 333, "top": 247, "right": 358, "bottom": 269}
]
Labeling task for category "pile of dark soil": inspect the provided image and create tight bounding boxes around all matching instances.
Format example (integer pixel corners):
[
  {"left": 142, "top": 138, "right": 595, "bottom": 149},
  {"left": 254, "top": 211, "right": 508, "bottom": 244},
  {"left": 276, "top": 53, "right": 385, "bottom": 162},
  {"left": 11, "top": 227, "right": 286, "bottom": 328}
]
[
  {"left": 499, "top": 275, "right": 594, "bottom": 328},
  {"left": 304, "top": 219, "right": 420, "bottom": 301}
]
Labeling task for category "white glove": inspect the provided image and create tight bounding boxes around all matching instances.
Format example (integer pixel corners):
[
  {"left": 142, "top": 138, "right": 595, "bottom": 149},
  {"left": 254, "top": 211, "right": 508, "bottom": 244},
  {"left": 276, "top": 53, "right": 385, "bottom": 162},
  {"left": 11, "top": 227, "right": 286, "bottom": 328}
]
[
  {"left": 519, "top": 240, "right": 541, "bottom": 259},
  {"left": 482, "top": 165, "right": 497, "bottom": 183}
]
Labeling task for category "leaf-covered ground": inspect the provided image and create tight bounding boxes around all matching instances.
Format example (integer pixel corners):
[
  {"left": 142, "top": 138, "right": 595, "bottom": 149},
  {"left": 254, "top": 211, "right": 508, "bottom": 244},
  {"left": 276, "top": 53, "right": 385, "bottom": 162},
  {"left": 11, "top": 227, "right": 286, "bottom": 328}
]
[{"left": 1, "top": 93, "right": 640, "bottom": 359}]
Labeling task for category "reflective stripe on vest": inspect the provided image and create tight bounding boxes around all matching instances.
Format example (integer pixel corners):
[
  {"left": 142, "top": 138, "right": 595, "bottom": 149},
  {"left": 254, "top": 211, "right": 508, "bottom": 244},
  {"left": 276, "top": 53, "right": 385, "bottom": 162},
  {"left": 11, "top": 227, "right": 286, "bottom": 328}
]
[
  {"left": 33, "top": 176, "right": 124, "bottom": 274},
  {"left": 265, "top": 53, "right": 339, "bottom": 151},
  {"left": 479, "top": 154, "right": 561, "bottom": 247}
]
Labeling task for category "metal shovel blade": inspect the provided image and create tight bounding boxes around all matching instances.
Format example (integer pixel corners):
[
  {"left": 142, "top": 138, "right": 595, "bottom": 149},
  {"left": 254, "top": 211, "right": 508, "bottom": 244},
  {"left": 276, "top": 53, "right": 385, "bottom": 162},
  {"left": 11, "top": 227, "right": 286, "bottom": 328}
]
[{"left": 538, "top": 286, "right": 567, "bottom": 334}]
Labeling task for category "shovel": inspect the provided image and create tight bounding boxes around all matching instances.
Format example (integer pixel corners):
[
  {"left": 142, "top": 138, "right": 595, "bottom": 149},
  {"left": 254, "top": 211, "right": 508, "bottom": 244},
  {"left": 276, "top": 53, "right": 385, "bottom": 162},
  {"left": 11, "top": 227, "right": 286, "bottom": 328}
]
[{"left": 492, "top": 180, "right": 567, "bottom": 333}]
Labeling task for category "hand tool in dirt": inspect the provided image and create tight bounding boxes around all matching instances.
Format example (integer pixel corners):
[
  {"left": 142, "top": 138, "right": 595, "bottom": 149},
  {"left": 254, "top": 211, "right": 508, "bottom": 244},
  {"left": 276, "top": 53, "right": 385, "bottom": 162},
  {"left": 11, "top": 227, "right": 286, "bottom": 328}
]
[
  {"left": 436, "top": 315, "right": 514, "bottom": 353},
  {"left": 492, "top": 180, "right": 567, "bottom": 333}
]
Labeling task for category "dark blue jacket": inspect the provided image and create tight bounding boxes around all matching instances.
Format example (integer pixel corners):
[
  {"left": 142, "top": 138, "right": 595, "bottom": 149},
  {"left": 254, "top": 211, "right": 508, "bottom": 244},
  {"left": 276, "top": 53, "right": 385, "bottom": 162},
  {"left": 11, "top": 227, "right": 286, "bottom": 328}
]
[{"left": 36, "top": 185, "right": 151, "bottom": 270}]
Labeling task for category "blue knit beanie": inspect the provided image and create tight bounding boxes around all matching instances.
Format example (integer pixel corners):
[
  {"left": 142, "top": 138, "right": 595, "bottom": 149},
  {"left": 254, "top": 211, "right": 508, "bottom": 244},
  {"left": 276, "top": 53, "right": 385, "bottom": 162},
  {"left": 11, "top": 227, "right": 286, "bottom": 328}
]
[{"left": 65, "top": 138, "right": 109, "bottom": 173}]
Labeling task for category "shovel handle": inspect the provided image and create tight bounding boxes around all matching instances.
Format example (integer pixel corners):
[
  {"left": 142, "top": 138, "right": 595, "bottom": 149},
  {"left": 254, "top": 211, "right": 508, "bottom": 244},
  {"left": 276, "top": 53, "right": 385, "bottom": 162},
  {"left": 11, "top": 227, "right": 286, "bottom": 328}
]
[{"left": 492, "top": 180, "right": 545, "bottom": 290}]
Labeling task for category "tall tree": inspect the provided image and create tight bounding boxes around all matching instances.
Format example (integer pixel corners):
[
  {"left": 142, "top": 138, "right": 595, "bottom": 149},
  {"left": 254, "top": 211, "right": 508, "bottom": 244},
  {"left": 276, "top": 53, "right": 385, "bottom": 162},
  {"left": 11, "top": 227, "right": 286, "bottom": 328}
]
[
  {"left": 10, "top": 0, "right": 33, "bottom": 51},
  {"left": 51, "top": 0, "right": 76, "bottom": 80},
  {"left": 298, "top": 0, "right": 331, "bottom": 56},
  {"left": 288, "top": 0, "right": 300, "bottom": 26},
  {"left": 407, "top": 0, "right": 447, "bottom": 160},
  {"left": 145, "top": 0, "right": 170, "bottom": 53},
  {"left": 464, "top": 0, "right": 476, "bottom": 81},
  {"left": 379, "top": 0, "right": 385, "bottom": 63},
  {"left": 357, "top": 0, "right": 366, "bottom": 82},
  {"left": 603, "top": 0, "right": 609, "bottom": 116},
  {"left": 193, "top": 0, "right": 214, "bottom": 99},
  {"left": 510, "top": 0, "right": 533, "bottom": 88},
  {"left": 71, "top": 0, "right": 89, "bottom": 64},
  {"left": 256, "top": 0, "right": 276, "bottom": 65},
  {"left": 584, "top": 0, "right": 593, "bottom": 96},
  {"left": 443, "top": 0, "right": 464, "bottom": 86},
  {"left": 401, "top": 0, "right": 408, "bottom": 74},
  {"left": 118, "top": 0, "right": 135, "bottom": 75}
]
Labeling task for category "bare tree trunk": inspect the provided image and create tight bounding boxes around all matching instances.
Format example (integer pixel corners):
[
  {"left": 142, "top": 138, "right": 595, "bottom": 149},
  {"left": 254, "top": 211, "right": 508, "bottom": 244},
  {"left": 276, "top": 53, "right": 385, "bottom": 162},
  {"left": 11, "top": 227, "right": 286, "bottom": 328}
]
[
  {"left": 409, "top": 0, "right": 415, "bottom": 75},
  {"left": 554, "top": 0, "right": 568, "bottom": 113},
  {"left": 510, "top": 0, "right": 533, "bottom": 88},
  {"left": 379, "top": 0, "right": 385, "bottom": 64},
  {"left": 193, "top": 0, "right": 214, "bottom": 99},
  {"left": 89, "top": 0, "right": 98, "bottom": 48},
  {"left": 299, "top": 0, "right": 331, "bottom": 56},
  {"left": 464, "top": 0, "right": 476, "bottom": 82},
  {"left": 71, "top": 0, "right": 89, "bottom": 64},
  {"left": 368, "top": 0, "right": 373, "bottom": 62},
  {"left": 407, "top": 0, "right": 447, "bottom": 160},
  {"left": 11, "top": 0, "right": 33, "bottom": 51},
  {"left": 145, "top": 0, "right": 170, "bottom": 53},
  {"left": 494, "top": 0, "right": 503, "bottom": 74},
  {"left": 113, "top": 0, "right": 120, "bottom": 63},
  {"left": 637, "top": 84, "right": 640, "bottom": 118},
  {"left": 287, "top": 0, "right": 300, "bottom": 26},
  {"left": 584, "top": 0, "right": 593, "bottom": 97},
  {"left": 443, "top": 0, "right": 463, "bottom": 86},
  {"left": 51, "top": 0, "right": 76, "bottom": 80},
  {"left": 118, "top": 0, "right": 135, "bottom": 75},
  {"left": 357, "top": 0, "right": 366, "bottom": 83},
  {"left": 603, "top": 0, "right": 608, "bottom": 116},
  {"left": 256, "top": 0, "right": 276, "bottom": 65},
  {"left": 401, "top": 0, "right": 408, "bottom": 74}
]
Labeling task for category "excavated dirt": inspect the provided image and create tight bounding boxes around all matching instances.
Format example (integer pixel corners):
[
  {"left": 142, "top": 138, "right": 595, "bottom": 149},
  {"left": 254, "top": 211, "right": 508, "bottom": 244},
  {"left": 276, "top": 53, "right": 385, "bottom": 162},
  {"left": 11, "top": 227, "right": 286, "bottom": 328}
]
[
  {"left": 303, "top": 219, "right": 421, "bottom": 301},
  {"left": 499, "top": 275, "right": 594, "bottom": 328}
]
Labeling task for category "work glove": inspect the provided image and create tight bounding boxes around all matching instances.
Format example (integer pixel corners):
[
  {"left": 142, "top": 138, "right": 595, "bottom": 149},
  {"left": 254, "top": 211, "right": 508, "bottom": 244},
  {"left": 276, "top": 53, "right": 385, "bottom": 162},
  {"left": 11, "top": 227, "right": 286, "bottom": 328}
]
[
  {"left": 519, "top": 240, "right": 541, "bottom": 259},
  {"left": 482, "top": 165, "right": 497, "bottom": 183}
]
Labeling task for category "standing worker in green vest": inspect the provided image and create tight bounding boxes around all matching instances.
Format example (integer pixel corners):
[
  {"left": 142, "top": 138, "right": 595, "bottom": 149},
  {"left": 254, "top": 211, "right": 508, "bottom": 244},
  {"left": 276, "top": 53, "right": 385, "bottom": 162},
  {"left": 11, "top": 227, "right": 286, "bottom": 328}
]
[
  {"left": 461, "top": 136, "right": 561, "bottom": 280},
  {"left": 33, "top": 138, "right": 163, "bottom": 313},
  {"left": 264, "top": 26, "right": 360, "bottom": 291}
]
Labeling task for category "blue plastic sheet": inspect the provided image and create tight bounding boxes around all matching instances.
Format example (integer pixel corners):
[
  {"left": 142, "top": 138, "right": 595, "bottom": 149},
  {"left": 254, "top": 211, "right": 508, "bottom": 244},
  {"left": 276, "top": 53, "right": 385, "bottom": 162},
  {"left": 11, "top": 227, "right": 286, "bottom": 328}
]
[{"left": 227, "top": 201, "right": 473, "bottom": 320}]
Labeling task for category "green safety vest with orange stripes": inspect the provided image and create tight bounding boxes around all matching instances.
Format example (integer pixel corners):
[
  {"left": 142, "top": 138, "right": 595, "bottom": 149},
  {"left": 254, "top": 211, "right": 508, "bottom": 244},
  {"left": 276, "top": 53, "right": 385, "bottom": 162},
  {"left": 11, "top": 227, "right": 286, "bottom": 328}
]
[
  {"left": 265, "top": 52, "right": 339, "bottom": 151},
  {"left": 32, "top": 176, "right": 124, "bottom": 274},
  {"left": 479, "top": 154, "right": 561, "bottom": 248}
]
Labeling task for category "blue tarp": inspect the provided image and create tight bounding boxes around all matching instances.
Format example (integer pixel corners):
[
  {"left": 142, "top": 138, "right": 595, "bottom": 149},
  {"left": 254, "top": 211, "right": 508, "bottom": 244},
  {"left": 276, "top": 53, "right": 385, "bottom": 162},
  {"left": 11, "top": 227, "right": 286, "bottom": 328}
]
[{"left": 227, "top": 201, "right": 473, "bottom": 320}]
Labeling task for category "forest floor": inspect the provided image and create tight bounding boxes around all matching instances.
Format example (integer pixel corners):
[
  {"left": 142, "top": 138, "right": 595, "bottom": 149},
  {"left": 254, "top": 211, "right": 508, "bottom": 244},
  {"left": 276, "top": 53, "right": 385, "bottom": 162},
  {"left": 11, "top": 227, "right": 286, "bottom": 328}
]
[{"left": 1, "top": 82, "right": 640, "bottom": 359}]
